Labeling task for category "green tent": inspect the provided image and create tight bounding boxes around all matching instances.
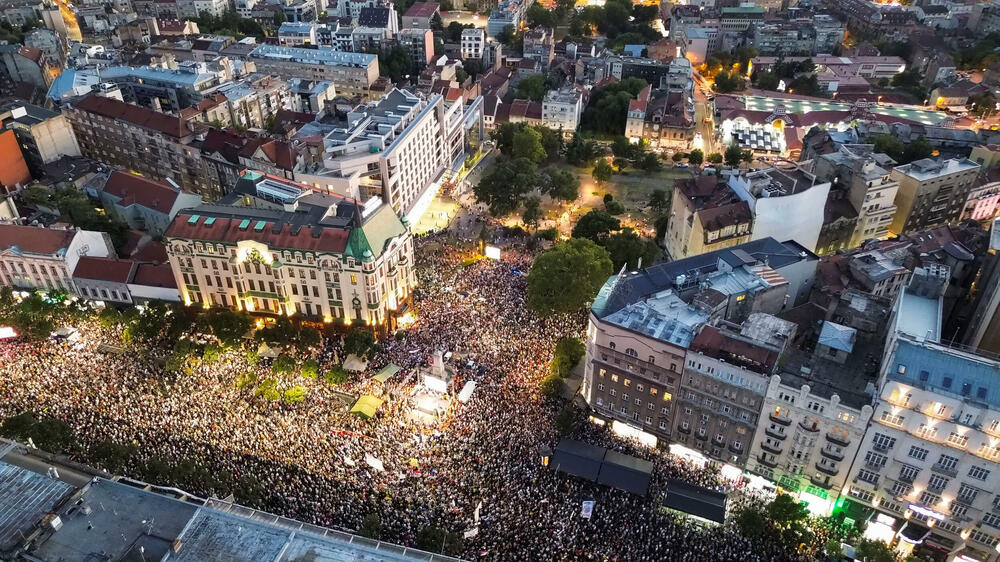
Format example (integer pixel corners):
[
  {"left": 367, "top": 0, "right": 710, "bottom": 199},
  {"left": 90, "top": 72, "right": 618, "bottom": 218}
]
[
  {"left": 350, "top": 395, "right": 384, "bottom": 418},
  {"left": 373, "top": 363, "right": 401, "bottom": 384}
]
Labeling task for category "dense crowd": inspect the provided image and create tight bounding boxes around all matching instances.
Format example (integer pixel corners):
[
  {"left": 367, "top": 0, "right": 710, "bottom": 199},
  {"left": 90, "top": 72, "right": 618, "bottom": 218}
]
[{"left": 0, "top": 227, "right": 800, "bottom": 561}]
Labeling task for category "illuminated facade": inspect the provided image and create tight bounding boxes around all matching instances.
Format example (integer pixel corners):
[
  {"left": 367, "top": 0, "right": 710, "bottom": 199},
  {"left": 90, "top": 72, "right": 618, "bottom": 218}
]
[{"left": 163, "top": 172, "right": 414, "bottom": 326}]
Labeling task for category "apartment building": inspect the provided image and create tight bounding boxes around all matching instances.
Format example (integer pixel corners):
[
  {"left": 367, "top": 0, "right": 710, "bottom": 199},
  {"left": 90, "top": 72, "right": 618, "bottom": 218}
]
[
  {"left": 248, "top": 45, "right": 379, "bottom": 98},
  {"left": 719, "top": 4, "right": 765, "bottom": 31},
  {"left": 73, "top": 257, "right": 180, "bottom": 304},
  {"left": 890, "top": 158, "right": 981, "bottom": 236},
  {"left": 750, "top": 56, "right": 908, "bottom": 80},
  {"left": 401, "top": 1, "right": 438, "bottom": 30},
  {"left": 962, "top": 218, "right": 1000, "bottom": 355},
  {"left": 665, "top": 175, "right": 753, "bottom": 260},
  {"left": 461, "top": 28, "right": 485, "bottom": 60},
  {"left": 583, "top": 238, "right": 819, "bottom": 451},
  {"left": 845, "top": 271, "right": 1000, "bottom": 562},
  {"left": 99, "top": 64, "right": 223, "bottom": 112},
  {"left": 164, "top": 171, "right": 415, "bottom": 327},
  {"left": 541, "top": 87, "right": 583, "bottom": 137},
  {"left": 313, "top": 88, "right": 481, "bottom": 223},
  {"left": 624, "top": 85, "right": 695, "bottom": 149},
  {"left": 397, "top": 29, "right": 435, "bottom": 70},
  {"left": 0, "top": 101, "right": 81, "bottom": 179},
  {"left": 814, "top": 144, "right": 899, "bottom": 248},
  {"left": 0, "top": 224, "right": 115, "bottom": 294},
  {"left": 523, "top": 28, "right": 554, "bottom": 68},
  {"left": 201, "top": 74, "right": 296, "bottom": 130},
  {"left": 65, "top": 94, "right": 220, "bottom": 199},
  {"left": 98, "top": 171, "right": 203, "bottom": 237},
  {"left": 278, "top": 21, "right": 319, "bottom": 45},
  {"left": 728, "top": 164, "right": 832, "bottom": 254}
]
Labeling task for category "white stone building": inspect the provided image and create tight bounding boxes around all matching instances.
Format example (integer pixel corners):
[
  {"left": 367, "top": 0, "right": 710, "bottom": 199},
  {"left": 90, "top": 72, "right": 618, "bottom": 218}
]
[
  {"left": 541, "top": 87, "right": 583, "bottom": 138},
  {"left": 0, "top": 224, "right": 115, "bottom": 295}
]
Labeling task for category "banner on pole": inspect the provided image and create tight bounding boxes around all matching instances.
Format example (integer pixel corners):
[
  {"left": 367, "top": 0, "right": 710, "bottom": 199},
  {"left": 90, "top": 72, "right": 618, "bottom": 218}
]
[{"left": 581, "top": 500, "right": 595, "bottom": 519}]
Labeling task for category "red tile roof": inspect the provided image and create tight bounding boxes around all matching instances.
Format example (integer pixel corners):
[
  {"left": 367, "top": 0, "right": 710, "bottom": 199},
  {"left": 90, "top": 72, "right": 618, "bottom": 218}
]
[
  {"left": 73, "top": 94, "right": 193, "bottom": 138},
  {"left": 103, "top": 171, "right": 181, "bottom": 213},
  {"left": 239, "top": 139, "right": 299, "bottom": 170},
  {"left": 132, "top": 240, "right": 169, "bottom": 263},
  {"left": 0, "top": 224, "right": 75, "bottom": 255},
  {"left": 73, "top": 257, "right": 136, "bottom": 283},
  {"left": 165, "top": 211, "right": 350, "bottom": 253},
  {"left": 18, "top": 46, "right": 43, "bottom": 62},
  {"left": 690, "top": 325, "right": 778, "bottom": 373},
  {"left": 132, "top": 262, "right": 177, "bottom": 288}
]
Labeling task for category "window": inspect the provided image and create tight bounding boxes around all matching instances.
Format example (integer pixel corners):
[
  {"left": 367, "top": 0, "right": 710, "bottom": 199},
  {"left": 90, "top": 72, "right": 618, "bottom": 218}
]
[
  {"left": 611, "top": 374, "right": 619, "bottom": 382},
  {"left": 937, "top": 454, "right": 958, "bottom": 471},
  {"left": 624, "top": 379, "right": 631, "bottom": 387},
  {"left": 942, "top": 376, "right": 952, "bottom": 389},
  {"left": 857, "top": 469, "right": 879, "bottom": 485},
  {"left": 899, "top": 464, "right": 920, "bottom": 482},
  {"left": 890, "top": 481, "right": 911, "bottom": 497},
  {"left": 598, "top": 383, "right": 605, "bottom": 391},
  {"left": 919, "top": 491, "right": 940, "bottom": 506},
  {"left": 947, "top": 432, "right": 969, "bottom": 448},
  {"left": 634, "top": 398, "right": 641, "bottom": 406},
  {"left": 968, "top": 466, "right": 990, "bottom": 481},
  {"left": 880, "top": 410, "right": 905, "bottom": 426},
  {"left": 645, "top": 416, "right": 652, "bottom": 425},
  {"left": 957, "top": 483, "right": 979, "bottom": 503},
  {"left": 610, "top": 389, "right": 617, "bottom": 397},
  {"left": 637, "top": 384, "right": 644, "bottom": 392},
  {"left": 908, "top": 446, "right": 929, "bottom": 461},
  {"left": 622, "top": 393, "right": 629, "bottom": 402},
  {"left": 927, "top": 474, "right": 949, "bottom": 492},
  {"left": 865, "top": 451, "right": 887, "bottom": 468},
  {"left": 872, "top": 433, "right": 896, "bottom": 450}
]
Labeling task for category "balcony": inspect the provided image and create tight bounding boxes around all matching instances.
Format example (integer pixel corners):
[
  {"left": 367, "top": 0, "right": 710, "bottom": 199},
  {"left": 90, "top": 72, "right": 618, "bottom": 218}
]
[
  {"left": 677, "top": 425, "right": 691, "bottom": 435},
  {"left": 931, "top": 463, "right": 958, "bottom": 478},
  {"left": 897, "top": 472, "right": 916, "bottom": 484},
  {"left": 769, "top": 412, "right": 792, "bottom": 426},
  {"left": 729, "top": 443, "right": 743, "bottom": 454},
  {"left": 694, "top": 432, "right": 708, "bottom": 441},
  {"left": 826, "top": 432, "right": 850, "bottom": 447},
  {"left": 816, "top": 462, "right": 840, "bottom": 476},
  {"left": 761, "top": 442, "right": 782, "bottom": 454},
  {"left": 712, "top": 437, "right": 725, "bottom": 447},
  {"left": 810, "top": 476, "right": 833, "bottom": 490},
  {"left": 757, "top": 455, "right": 778, "bottom": 468},
  {"left": 765, "top": 427, "right": 787, "bottom": 440},
  {"left": 821, "top": 448, "right": 845, "bottom": 461},
  {"left": 799, "top": 419, "right": 820, "bottom": 433}
]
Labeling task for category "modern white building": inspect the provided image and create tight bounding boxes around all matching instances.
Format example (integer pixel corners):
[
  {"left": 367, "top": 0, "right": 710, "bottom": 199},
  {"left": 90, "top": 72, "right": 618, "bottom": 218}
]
[
  {"left": 311, "top": 88, "right": 482, "bottom": 224},
  {"left": 541, "top": 87, "right": 583, "bottom": 138},
  {"left": 727, "top": 163, "right": 831, "bottom": 253},
  {"left": 0, "top": 224, "right": 115, "bottom": 295},
  {"left": 460, "top": 28, "right": 485, "bottom": 61},
  {"left": 844, "top": 268, "right": 1000, "bottom": 562}
]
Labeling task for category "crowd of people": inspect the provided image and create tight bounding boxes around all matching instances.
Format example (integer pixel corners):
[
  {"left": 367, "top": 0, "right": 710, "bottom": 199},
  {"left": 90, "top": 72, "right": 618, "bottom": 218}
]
[{"left": 0, "top": 226, "right": 804, "bottom": 561}]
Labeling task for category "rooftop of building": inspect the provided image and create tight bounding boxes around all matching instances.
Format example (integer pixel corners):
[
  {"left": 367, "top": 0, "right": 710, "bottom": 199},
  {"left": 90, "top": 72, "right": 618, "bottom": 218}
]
[
  {"left": 249, "top": 44, "right": 377, "bottom": 67},
  {"left": 72, "top": 94, "right": 194, "bottom": 138},
  {"left": 689, "top": 322, "right": 780, "bottom": 375},
  {"left": 893, "top": 157, "right": 980, "bottom": 180},
  {"left": 0, "top": 99, "right": 61, "bottom": 125},
  {"left": 889, "top": 335, "right": 1000, "bottom": 409},
  {"left": 818, "top": 320, "right": 856, "bottom": 352},
  {"left": 0, "top": 224, "right": 77, "bottom": 256},
  {"left": 737, "top": 165, "right": 822, "bottom": 198},
  {"left": 100, "top": 64, "right": 216, "bottom": 86},
  {"left": 404, "top": 1, "right": 438, "bottom": 18},
  {"left": 102, "top": 170, "right": 186, "bottom": 213},
  {"left": 167, "top": 171, "right": 406, "bottom": 261},
  {"left": 358, "top": 6, "right": 392, "bottom": 27},
  {"left": 0, "top": 455, "right": 458, "bottom": 562},
  {"left": 72, "top": 256, "right": 136, "bottom": 283},
  {"left": 894, "top": 286, "right": 943, "bottom": 343},
  {"left": 776, "top": 303, "right": 880, "bottom": 409}
]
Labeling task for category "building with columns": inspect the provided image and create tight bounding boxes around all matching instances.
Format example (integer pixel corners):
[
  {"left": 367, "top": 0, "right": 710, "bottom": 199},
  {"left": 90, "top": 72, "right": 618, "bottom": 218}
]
[{"left": 163, "top": 171, "right": 415, "bottom": 327}]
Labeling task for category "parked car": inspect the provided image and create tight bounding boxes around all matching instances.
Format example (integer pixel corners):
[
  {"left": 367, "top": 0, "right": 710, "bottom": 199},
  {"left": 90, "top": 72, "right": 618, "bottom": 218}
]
[{"left": 675, "top": 163, "right": 690, "bottom": 168}]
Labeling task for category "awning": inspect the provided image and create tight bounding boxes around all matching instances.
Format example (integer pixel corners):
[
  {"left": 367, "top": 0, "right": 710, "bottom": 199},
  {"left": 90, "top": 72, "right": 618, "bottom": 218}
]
[
  {"left": 350, "top": 395, "right": 383, "bottom": 418},
  {"left": 661, "top": 478, "right": 728, "bottom": 524},
  {"left": 898, "top": 521, "right": 931, "bottom": 544},
  {"left": 552, "top": 440, "right": 605, "bottom": 481},
  {"left": 598, "top": 449, "right": 654, "bottom": 496},
  {"left": 373, "top": 363, "right": 400, "bottom": 383}
]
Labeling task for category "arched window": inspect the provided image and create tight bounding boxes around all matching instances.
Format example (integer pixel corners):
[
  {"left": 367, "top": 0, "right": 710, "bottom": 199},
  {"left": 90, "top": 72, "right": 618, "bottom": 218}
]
[{"left": 625, "top": 348, "right": 638, "bottom": 357}]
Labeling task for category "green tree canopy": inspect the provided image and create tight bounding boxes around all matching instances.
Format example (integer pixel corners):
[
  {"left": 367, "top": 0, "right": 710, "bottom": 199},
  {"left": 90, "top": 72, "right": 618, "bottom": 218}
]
[
  {"left": 473, "top": 158, "right": 540, "bottom": 216},
  {"left": 592, "top": 159, "right": 614, "bottom": 184},
  {"left": 603, "top": 227, "right": 659, "bottom": 270},
  {"left": 527, "top": 238, "right": 613, "bottom": 316},
  {"left": 522, "top": 195, "right": 542, "bottom": 229},
  {"left": 688, "top": 149, "right": 704, "bottom": 166},
  {"left": 581, "top": 77, "right": 648, "bottom": 136},
  {"left": 571, "top": 210, "right": 621, "bottom": 242},
  {"left": 516, "top": 74, "right": 548, "bottom": 102},
  {"left": 525, "top": 3, "right": 557, "bottom": 27},
  {"left": 512, "top": 127, "right": 548, "bottom": 163},
  {"left": 344, "top": 326, "right": 376, "bottom": 358},
  {"left": 540, "top": 167, "right": 580, "bottom": 200},
  {"left": 204, "top": 309, "right": 253, "bottom": 348}
]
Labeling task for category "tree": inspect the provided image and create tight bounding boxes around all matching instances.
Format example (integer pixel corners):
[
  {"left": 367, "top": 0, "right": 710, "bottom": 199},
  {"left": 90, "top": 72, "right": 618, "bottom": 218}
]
[
  {"left": 204, "top": 309, "right": 253, "bottom": 347},
  {"left": 902, "top": 136, "right": 934, "bottom": 163},
  {"left": 522, "top": 195, "right": 542, "bottom": 229},
  {"left": 512, "top": 127, "right": 548, "bottom": 163},
  {"left": 516, "top": 74, "right": 548, "bottom": 102},
  {"left": 592, "top": 159, "right": 614, "bottom": 184},
  {"left": 714, "top": 70, "right": 745, "bottom": 93},
  {"left": 541, "top": 167, "right": 580, "bottom": 201},
  {"left": 415, "top": 526, "right": 463, "bottom": 556},
  {"left": 525, "top": 3, "right": 556, "bottom": 27},
  {"left": 707, "top": 152, "right": 724, "bottom": 164},
  {"left": 639, "top": 152, "right": 662, "bottom": 172},
  {"left": 854, "top": 539, "right": 897, "bottom": 562},
  {"left": 283, "top": 386, "right": 307, "bottom": 403},
  {"left": 688, "top": 149, "right": 704, "bottom": 167},
  {"left": 272, "top": 354, "right": 296, "bottom": 374},
  {"left": 872, "top": 134, "right": 905, "bottom": 162},
  {"left": 344, "top": 326, "right": 376, "bottom": 358},
  {"left": 298, "top": 326, "right": 322, "bottom": 349},
  {"left": 555, "top": 404, "right": 576, "bottom": 434},
  {"left": 430, "top": 12, "right": 444, "bottom": 32},
  {"left": 581, "top": 77, "right": 648, "bottom": 136},
  {"left": 301, "top": 358, "right": 320, "bottom": 378},
  {"left": 672, "top": 152, "right": 685, "bottom": 162},
  {"left": 725, "top": 143, "right": 750, "bottom": 167},
  {"left": 272, "top": 10, "right": 286, "bottom": 25},
  {"left": 496, "top": 25, "right": 523, "bottom": 52},
  {"left": 378, "top": 45, "right": 415, "bottom": 82},
  {"left": 527, "top": 238, "right": 614, "bottom": 316},
  {"left": 571, "top": 210, "right": 620, "bottom": 242},
  {"left": 445, "top": 21, "right": 472, "bottom": 43},
  {"left": 603, "top": 228, "right": 658, "bottom": 270},
  {"left": 649, "top": 189, "right": 669, "bottom": 214},
  {"left": 474, "top": 158, "right": 539, "bottom": 216},
  {"left": 565, "top": 132, "right": 601, "bottom": 165},
  {"left": 604, "top": 200, "right": 625, "bottom": 215},
  {"left": 325, "top": 364, "right": 351, "bottom": 385},
  {"left": 535, "top": 126, "right": 563, "bottom": 161}
]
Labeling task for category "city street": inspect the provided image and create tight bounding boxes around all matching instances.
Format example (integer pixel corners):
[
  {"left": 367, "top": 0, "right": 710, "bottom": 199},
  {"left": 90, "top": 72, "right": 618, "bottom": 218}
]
[{"left": 693, "top": 71, "right": 716, "bottom": 155}]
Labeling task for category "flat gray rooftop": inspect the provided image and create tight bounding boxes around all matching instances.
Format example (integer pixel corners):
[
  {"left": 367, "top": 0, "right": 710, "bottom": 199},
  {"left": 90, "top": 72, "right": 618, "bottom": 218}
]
[{"left": 0, "top": 461, "right": 74, "bottom": 551}]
